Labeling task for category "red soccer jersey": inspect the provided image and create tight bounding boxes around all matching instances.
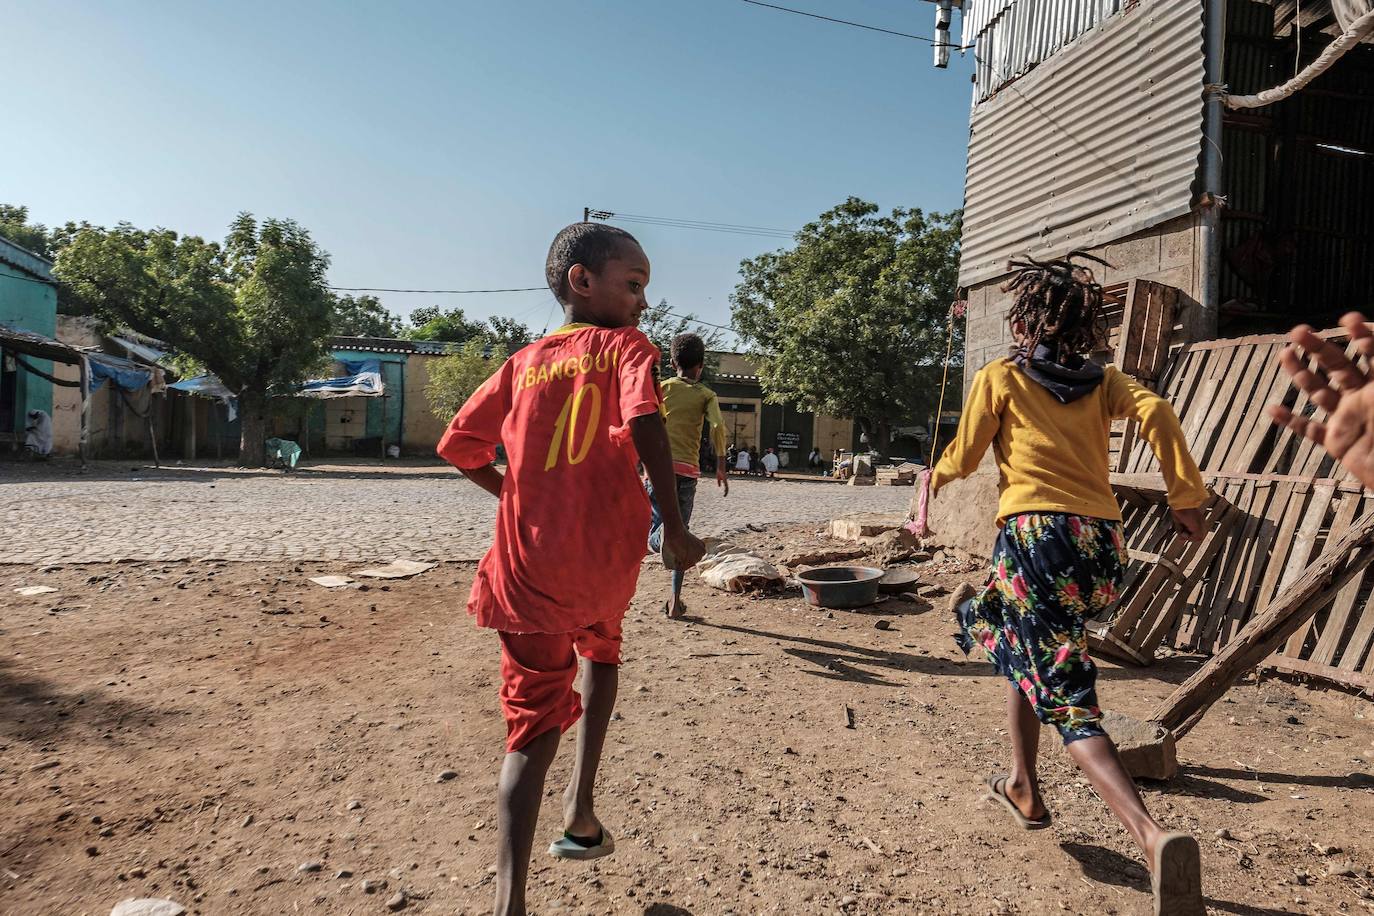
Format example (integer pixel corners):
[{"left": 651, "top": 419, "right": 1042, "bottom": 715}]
[{"left": 437, "top": 323, "right": 662, "bottom": 633}]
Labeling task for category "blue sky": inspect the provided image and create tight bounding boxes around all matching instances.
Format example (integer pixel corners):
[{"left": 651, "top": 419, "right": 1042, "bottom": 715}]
[{"left": 2, "top": 0, "right": 973, "bottom": 342}]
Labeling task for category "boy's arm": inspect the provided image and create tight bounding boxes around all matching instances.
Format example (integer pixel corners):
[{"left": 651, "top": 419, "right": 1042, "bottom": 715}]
[
  {"left": 1108, "top": 369, "right": 1209, "bottom": 539},
  {"left": 929, "top": 367, "right": 1001, "bottom": 494},
  {"left": 705, "top": 393, "right": 729, "bottom": 495},
  {"left": 436, "top": 361, "right": 510, "bottom": 500},
  {"left": 631, "top": 414, "right": 706, "bottom": 569}
]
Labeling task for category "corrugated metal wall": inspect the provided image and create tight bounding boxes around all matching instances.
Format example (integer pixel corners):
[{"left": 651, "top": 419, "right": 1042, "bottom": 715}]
[
  {"left": 964, "top": 0, "right": 1127, "bottom": 102},
  {"left": 957, "top": 0, "right": 1206, "bottom": 288}
]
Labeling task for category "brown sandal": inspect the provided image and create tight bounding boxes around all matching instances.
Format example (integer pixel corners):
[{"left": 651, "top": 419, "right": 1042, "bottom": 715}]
[{"left": 983, "top": 774, "right": 1052, "bottom": 830}]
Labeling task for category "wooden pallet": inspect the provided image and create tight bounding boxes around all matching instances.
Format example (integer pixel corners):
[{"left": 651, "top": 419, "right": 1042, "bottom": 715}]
[{"left": 1097, "top": 318, "right": 1374, "bottom": 692}]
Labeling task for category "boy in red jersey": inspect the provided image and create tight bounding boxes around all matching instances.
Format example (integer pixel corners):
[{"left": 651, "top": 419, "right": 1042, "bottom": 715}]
[{"left": 437, "top": 223, "right": 704, "bottom": 916}]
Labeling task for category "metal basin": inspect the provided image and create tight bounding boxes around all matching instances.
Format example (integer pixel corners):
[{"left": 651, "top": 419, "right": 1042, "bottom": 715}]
[{"left": 797, "top": 566, "right": 884, "bottom": 609}]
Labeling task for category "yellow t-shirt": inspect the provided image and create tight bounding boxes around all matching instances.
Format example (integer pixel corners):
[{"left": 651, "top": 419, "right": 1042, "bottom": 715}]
[
  {"left": 931, "top": 358, "right": 1208, "bottom": 522},
  {"left": 660, "top": 376, "right": 727, "bottom": 478}
]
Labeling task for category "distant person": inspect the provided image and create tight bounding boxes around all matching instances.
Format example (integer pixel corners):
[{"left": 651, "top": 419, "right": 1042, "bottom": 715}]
[
  {"left": 437, "top": 222, "right": 704, "bottom": 916},
  {"left": 761, "top": 447, "right": 779, "bottom": 478},
  {"left": 735, "top": 446, "right": 751, "bottom": 475},
  {"left": 926, "top": 253, "right": 1209, "bottom": 915},
  {"left": 1269, "top": 312, "right": 1374, "bottom": 490},
  {"left": 808, "top": 447, "right": 822, "bottom": 472},
  {"left": 647, "top": 332, "right": 729, "bottom": 619}
]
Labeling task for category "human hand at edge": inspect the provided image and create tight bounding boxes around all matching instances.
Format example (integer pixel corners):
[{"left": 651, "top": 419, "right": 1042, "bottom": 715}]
[
  {"left": 1170, "top": 507, "right": 1206, "bottom": 542},
  {"left": 663, "top": 528, "right": 706, "bottom": 571},
  {"left": 1267, "top": 312, "right": 1374, "bottom": 490},
  {"left": 717, "top": 464, "right": 729, "bottom": 498}
]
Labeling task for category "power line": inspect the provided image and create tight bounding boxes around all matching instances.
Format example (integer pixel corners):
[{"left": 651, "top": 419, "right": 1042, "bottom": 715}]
[
  {"left": 736, "top": 0, "right": 960, "bottom": 47},
  {"left": 329, "top": 285, "right": 546, "bottom": 294}
]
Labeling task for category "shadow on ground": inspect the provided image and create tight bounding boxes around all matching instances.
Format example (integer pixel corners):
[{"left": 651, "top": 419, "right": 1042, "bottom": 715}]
[{"left": 0, "top": 656, "right": 170, "bottom": 745}]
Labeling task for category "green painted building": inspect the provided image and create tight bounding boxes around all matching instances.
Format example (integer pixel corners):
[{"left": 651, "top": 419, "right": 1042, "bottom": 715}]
[{"left": 0, "top": 237, "right": 59, "bottom": 443}]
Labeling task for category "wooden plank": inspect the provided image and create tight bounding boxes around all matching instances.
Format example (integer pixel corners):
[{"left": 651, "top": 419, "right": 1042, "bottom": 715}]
[
  {"left": 1214, "top": 342, "right": 1279, "bottom": 472},
  {"left": 1129, "top": 349, "right": 1204, "bottom": 473},
  {"left": 1225, "top": 344, "right": 1293, "bottom": 474},
  {"left": 1137, "top": 499, "right": 1241, "bottom": 655},
  {"left": 1340, "top": 585, "right": 1374, "bottom": 673},
  {"left": 1196, "top": 479, "right": 1258, "bottom": 651},
  {"left": 1115, "top": 278, "right": 1144, "bottom": 375},
  {"left": 1283, "top": 490, "right": 1360, "bottom": 658},
  {"left": 1153, "top": 510, "right": 1374, "bottom": 737},
  {"left": 1253, "top": 480, "right": 1302, "bottom": 615},
  {"left": 1179, "top": 349, "right": 1236, "bottom": 461},
  {"left": 1189, "top": 344, "right": 1262, "bottom": 471},
  {"left": 1211, "top": 479, "right": 1280, "bottom": 650},
  {"left": 1265, "top": 655, "right": 1374, "bottom": 693}
]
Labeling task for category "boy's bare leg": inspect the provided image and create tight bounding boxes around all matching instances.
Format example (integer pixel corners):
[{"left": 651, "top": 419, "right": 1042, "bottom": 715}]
[
  {"left": 494, "top": 727, "right": 561, "bottom": 916},
  {"left": 1066, "top": 735, "right": 1166, "bottom": 863},
  {"left": 563, "top": 660, "right": 618, "bottom": 837},
  {"left": 668, "top": 568, "right": 687, "bottom": 617},
  {"left": 1004, "top": 682, "right": 1048, "bottom": 820}
]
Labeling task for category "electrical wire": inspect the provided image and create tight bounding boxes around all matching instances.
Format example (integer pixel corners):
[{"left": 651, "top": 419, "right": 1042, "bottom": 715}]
[{"left": 736, "top": 0, "right": 960, "bottom": 47}]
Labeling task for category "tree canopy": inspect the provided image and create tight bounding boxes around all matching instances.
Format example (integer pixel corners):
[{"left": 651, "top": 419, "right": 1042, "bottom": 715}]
[
  {"left": 332, "top": 294, "right": 403, "bottom": 338},
  {"left": 54, "top": 213, "right": 336, "bottom": 466},
  {"left": 424, "top": 338, "right": 506, "bottom": 422},
  {"left": 405, "top": 306, "right": 488, "bottom": 343},
  {"left": 0, "top": 204, "right": 54, "bottom": 258},
  {"left": 731, "top": 198, "right": 962, "bottom": 455},
  {"left": 639, "top": 299, "right": 726, "bottom": 378}
]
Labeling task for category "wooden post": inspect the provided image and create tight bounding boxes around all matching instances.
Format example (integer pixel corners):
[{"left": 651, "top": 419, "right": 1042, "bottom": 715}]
[
  {"left": 1151, "top": 511, "right": 1374, "bottom": 737},
  {"left": 77, "top": 356, "right": 90, "bottom": 470}
]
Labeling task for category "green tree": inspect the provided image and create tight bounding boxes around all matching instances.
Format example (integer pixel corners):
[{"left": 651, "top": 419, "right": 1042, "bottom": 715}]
[
  {"left": 55, "top": 213, "right": 335, "bottom": 466},
  {"left": 333, "top": 294, "right": 403, "bottom": 338},
  {"left": 425, "top": 338, "right": 505, "bottom": 421},
  {"left": 731, "top": 198, "right": 962, "bottom": 457},
  {"left": 639, "top": 299, "right": 726, "bottom": 377},
  {"left": 485, "top": 315, "right": 532, "bottom": 349},
  {"left": 0, "top": 204, "right": 53, "bottom": 258},
  {"left": 405, "top": 305, "right": 487, "bottom": 342}
]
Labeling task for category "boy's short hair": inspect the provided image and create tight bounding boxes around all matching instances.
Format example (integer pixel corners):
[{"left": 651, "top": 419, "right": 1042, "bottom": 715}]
[
  {"left": 670, "top": 332, "right": 706, "bottom": 371},
  {"left": 545, "top": 222, "right": 641, "bottom": 305}
]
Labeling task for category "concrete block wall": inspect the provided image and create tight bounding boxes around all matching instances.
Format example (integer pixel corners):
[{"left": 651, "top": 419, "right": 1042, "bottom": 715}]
[{"left": 961, "top": 212, "right": 1202, "bottom": 393}]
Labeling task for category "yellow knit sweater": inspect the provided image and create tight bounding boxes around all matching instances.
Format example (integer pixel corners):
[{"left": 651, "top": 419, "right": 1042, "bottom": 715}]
[{"left": 931, "top": 359, "right": 1208, "bottom": 522}]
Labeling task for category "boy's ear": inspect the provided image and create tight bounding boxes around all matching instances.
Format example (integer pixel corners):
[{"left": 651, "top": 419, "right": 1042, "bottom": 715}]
[{"left": 567, "top": 264, "right": 592, "bottom": 299}]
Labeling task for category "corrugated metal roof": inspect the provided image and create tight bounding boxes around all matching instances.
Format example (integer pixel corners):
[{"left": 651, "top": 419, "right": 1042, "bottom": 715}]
[
  {"left": 958, "top": 0, "right": 1206, "bottom": 287},
  {"left": 0, "top": 236, "right": 55, "bottom": 281},
  {"left": 968, "top": 0, "right": 1127, "bottom": 102}
]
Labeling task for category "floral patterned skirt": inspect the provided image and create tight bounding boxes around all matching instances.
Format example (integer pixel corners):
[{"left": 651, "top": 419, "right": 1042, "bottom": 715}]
[{"left": 954, "top": 513, "right": 1127, "bottom": 744}]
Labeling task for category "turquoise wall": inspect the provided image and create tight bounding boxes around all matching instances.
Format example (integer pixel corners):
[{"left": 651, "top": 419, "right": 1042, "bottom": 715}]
[{"left": 0, "top": 260, "right": 59, "bottom": 433}]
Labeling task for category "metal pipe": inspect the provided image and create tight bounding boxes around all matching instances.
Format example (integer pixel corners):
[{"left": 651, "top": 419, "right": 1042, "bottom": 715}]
[{"left": 1198, "top": 0, "right": 1227, "bottom": 339}]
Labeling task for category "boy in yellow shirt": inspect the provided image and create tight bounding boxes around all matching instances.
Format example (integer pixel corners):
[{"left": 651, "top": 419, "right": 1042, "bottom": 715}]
[
  {"left": 648, "top": 333, "right": 728, "bottom": 617},
  {"left": 930, "top": 253, "right": 1208, "bottom": 916}
]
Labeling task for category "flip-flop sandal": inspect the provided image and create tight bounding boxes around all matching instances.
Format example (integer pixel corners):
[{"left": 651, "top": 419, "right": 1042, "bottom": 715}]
[
  {"left": 982, "top": 774, "right": 1052, "bottom": 830},
  {"left": 1152, "top": 832, "right": 1204, "bottom": 916},
  {"left": 548, "top": 827, "right": 616, "bottom": 861},
  {"left": 662, "top": 600, "right": 688, "bottom": 619}
]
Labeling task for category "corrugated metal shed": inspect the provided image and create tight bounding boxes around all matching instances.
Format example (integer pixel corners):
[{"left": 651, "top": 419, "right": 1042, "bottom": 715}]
[
  {"left": 958, "top": 0, "right": 1206, "bottom": 287},
  {"left": 0, "top": 235, "right": 55, "bottom": 281},
  {"left": 965, "top": 0, "right": 1126, "bottom": 102}
]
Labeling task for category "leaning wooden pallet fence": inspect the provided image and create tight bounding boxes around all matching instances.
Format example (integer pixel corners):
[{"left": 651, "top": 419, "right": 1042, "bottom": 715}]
[{"left": 1091, "top": 320, "right": 1374, "bottom": 693}]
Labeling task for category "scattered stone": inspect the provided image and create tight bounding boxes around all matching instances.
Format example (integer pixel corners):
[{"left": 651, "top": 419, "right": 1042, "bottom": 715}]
[
  {"left": 1215, "top": 828, "right": 1233, "bottom": 840},
  {"left": 30, "top": 760, "right": 60, "bottom": 772},
  {"left": 783, "top": 746, "right": 797, "bottom": 755},
  {"left": 241, "top": 815, "right": 254, "bottom": 828},
  {"left": 110, "top": 900, "right": 186, "bottom": 916},
  {"left": 361, "top": 879, "right": 382, "bottom": 894},
  {"left": 336, "top": 869, "right": 353, "bottom": 880},
  {"left": 874, "top": 619, "right": 892, "bottom": 631},
  {"left": 1098, "top": 711, "right": 1177, "bottom": 780},
  {"left": 840, "top": 895, "right": 857, "bottom": 908},
  {"left": 1313, "top": 843, "right": 1342, "bottom": 856},
  {"left": 346, "top": 800, "right": 363, "bottom": 811},
  {"left": 86, "top": 846, "right": 100, "bottom": 857},
  {"left": 298, "top": 861, "right": 323, "bottom": 874},
  {"left": 1327, "top": 862, "right": 1359, "bottom": 878},
  {"left": 1286, "top": 715, "right": 1302, "bottom": 725},
  {"left": 385, "top": 890, "right": 407, "bottom": 911},
  {"left": 436, "top": 770, "right": 458, "bottom": 783}
]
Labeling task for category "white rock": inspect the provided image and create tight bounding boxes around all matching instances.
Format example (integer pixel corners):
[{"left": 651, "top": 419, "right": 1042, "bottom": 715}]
[{"left": 111, "top": 900, "right": 187, "bottom": 916}]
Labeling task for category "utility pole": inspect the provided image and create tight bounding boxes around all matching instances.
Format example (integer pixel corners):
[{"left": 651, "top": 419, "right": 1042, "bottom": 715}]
[{"left": 583, "top": 207, "right": 589, "bottom": 223}]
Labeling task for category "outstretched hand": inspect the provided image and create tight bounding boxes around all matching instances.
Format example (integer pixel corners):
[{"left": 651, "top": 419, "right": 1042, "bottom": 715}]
[
  {"left": 716, "top": 464, "right": 730, "bottom": 498},
  {"left": 1267, "top": 312, "right": 1374, "bottom": 490}
]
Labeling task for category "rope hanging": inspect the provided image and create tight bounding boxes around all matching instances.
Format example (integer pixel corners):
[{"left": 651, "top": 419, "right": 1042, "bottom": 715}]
[{"left": 1217, "top": 8, "right": 1374, "bottom": 110}]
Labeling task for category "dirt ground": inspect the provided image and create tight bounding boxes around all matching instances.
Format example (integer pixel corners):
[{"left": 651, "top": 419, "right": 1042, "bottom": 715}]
[{"left": 4, "top": 524, "right": 1374, "bottom": 916}]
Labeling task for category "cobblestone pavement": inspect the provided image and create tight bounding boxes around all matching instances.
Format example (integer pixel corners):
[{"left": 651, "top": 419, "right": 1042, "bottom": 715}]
[{"left": 0, "top": 463, "right": 913, "bottom": 564}]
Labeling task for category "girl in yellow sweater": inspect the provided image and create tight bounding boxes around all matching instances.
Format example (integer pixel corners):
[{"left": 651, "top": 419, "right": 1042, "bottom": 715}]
[{"left": 930, "top": 254, "right": 1209, "bottom": 916}]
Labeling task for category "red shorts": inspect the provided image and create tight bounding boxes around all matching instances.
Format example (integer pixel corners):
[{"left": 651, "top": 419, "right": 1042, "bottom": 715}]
[{"left": 498, "top": 618, "right": 623, "bottom": 752}]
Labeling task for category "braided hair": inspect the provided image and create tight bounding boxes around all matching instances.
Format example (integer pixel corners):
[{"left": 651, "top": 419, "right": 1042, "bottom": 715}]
[{"left": 1002, "top": 251, "right": 1113, "bottom": 360}]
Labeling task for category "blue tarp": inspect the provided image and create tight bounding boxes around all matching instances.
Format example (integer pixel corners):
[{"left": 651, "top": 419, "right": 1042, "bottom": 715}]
[
  {"left": 298, "top": 359, "right": 384, "bottom": 399},
  {"left": 169, "top": 373, "right": 238, "bottom": 421},
  {"left": 87, "top": 355, "right": 153, "bottom": 392}
]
